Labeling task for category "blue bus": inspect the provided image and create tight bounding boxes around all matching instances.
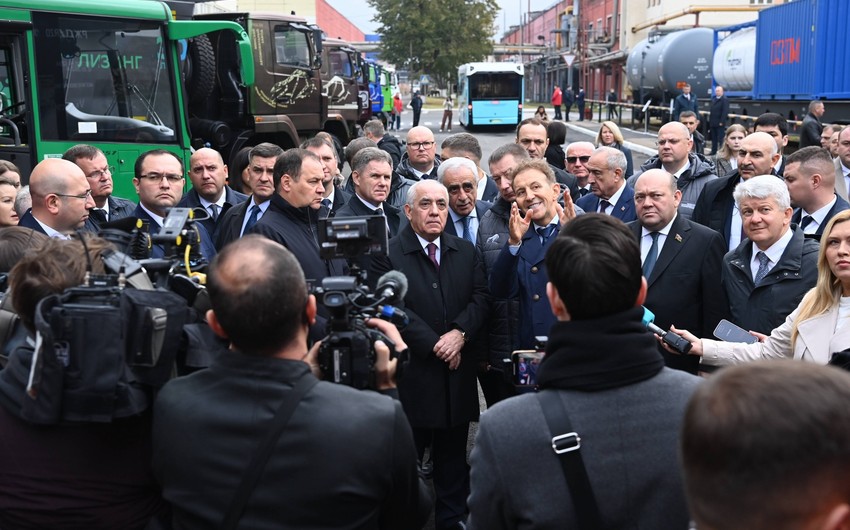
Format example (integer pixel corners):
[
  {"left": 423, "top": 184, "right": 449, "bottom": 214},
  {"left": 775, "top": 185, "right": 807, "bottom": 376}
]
[{"left": 457, "top": 62, "right": 524, "bottom": 127}]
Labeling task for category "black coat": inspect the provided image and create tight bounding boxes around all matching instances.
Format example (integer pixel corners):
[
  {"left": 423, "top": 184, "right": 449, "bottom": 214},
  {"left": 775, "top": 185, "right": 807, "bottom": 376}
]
[
  {"left": 377, "top": 134, "right": 404, "bottom": 169},
  {"left": 800, "top": 113, "right": 823, "bottom": 148},
  {"left": 177, "top": 186, "right": 248, "bottom": 241},
  {"left": 17, "top": 210, "right": 46, "bottom": 235},
  {"left": 708, "top": 95, "right": 730, "bottom": 128},
  {"left": 334, "top": 195, "right": 407, "bottom": 237},
  {"left": 791, "top": 194, "right": 850, "bottom": 240},
  {"left": 248, "top": 194, "right": 347, "bottom": 285},
  {"left": 628, "top": 215, "right": 730, "bottom": 374},
  {"left": 691, "top": 171, "right": 741, "bottom": 246},
  {"left": 443, "top": 202, "right": 492, "bottom": 245},
  {"left": 214, "top": 198, "right": 265, "bottom": 250},
  {"left": 370, "top": 225, "right": 490, "bottom": 429},
  {"left": 722, "top": 226, "right": 819, "bottom": 334}
]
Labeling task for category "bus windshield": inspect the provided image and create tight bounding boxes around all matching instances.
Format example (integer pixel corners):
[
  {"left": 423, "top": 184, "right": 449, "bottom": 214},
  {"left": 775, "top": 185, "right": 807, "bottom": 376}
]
[
  {"left": 32, "top": 13, "right": 177, "bottom": 143},
  {"left": 469, "top": 73, "right": 521, "bottom": 100}
]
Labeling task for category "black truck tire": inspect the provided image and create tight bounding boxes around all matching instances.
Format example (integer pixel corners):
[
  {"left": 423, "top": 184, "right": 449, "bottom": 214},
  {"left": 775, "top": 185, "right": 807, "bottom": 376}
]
[{"left": 184, "top": 35, "right": 216, "bottom": 105}]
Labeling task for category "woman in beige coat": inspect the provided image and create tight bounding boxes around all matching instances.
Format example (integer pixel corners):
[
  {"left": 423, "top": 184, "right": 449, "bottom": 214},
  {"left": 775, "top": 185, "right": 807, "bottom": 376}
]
[{"left": 673, "top": 209, "right": 850, "bottom": 366}]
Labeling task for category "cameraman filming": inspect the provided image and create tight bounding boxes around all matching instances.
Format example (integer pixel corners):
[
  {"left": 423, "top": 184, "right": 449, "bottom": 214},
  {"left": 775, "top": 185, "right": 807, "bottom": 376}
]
[
  {"left": 0, "top": 235, "right": 168, "bottom": 529},
  {"left": 152, "top": 235, "right": 431, "bottom": 529}
]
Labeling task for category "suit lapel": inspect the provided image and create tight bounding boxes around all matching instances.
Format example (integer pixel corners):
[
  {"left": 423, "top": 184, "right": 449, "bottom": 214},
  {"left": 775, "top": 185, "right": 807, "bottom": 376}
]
[
  {"left": 796, "top": 310, "right": 839, "bottom": 363},
  {"left": 648, "top": 216, "right": 690, "bottom": 286}
]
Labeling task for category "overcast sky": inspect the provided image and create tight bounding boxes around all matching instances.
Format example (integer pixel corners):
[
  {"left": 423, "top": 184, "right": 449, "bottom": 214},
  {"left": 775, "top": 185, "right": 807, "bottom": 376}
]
[{"left": 325, "top": 0, "right": 558, "bottom": 39}]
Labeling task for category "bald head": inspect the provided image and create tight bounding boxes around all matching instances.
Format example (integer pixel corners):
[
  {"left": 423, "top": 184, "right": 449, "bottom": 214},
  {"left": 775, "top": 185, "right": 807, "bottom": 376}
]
[
  {"left": 189, "top": 147, "right": 227, "bottom": 202},
  {"left": 657, "top": 122, "right": 693, "bottom": 172},
  {"left": 29, "top": 158, "right": 94, "bottom": 232},
  {"left": 208, "top": 235, "right": 311, "bottom": 356},
  {"left": 406, "top": 126, "right": 437, "bottom": 173},
  {"left": 634, "top": 168, "right": 681, "bottom": 232},
  {"left": 738, "top": 131, "right": 780, "bottom": 180}
]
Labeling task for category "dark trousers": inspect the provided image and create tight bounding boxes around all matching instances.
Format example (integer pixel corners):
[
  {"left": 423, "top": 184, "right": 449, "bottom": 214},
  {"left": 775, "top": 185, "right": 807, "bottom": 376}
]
[
  {"left": 577, "top": 103, "right": 585, "bottom": 120},
  {"left": 414, "top": 424, "right": 470, "bottom": 529},
  {"left": 413, "top": 110, "right": 422, "bottom": 127},
  {"left": 478, "top": 368, "right": 516, "bottom": 408},
  {"left": 553, "top": 104, "right": 562, "bottom": 120},
  {"left": 564, "top": 103, "right": 571, "bottom": 121},
  {"left": 711, "top": 125, "right": 726, "bottom": 155},
  {"left": 608, "top": 104, "right": 619, "bottom": 120}
]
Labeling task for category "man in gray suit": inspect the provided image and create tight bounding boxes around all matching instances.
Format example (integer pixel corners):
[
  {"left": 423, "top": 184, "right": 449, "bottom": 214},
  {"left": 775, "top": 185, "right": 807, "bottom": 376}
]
[{"left": 467, "top": 213, "right": 701, "bottom": 529}]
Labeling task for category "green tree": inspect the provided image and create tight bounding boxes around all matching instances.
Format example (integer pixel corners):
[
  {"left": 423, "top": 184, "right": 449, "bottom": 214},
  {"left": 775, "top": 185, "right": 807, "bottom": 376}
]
[{"left": 368, "top": 0, "right": 498, "bottom": 90}]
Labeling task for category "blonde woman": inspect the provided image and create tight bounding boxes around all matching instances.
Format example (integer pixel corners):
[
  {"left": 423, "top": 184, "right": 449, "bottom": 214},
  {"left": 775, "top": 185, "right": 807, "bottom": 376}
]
[
  {"left": 595, "top": 121, "right": 634, "bottom": 178},
  {"left": 672, "top": 209, "right": 850, "bottom": 366},
  {"left": 711, "top": 124, "right": 747, "bottom": 177}
]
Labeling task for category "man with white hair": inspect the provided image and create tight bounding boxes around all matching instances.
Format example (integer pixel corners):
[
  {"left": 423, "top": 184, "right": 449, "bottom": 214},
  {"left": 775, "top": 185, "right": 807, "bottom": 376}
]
[
  {"left": 437, "top": 157, "right": 491, "bottom": 246},
  {"left": 721, "top": 174, "right": 819, "bottom": 335}
]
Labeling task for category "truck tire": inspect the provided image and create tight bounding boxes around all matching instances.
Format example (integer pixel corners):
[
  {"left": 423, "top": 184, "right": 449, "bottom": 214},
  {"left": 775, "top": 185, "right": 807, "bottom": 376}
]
[{"left": 184, "top": 35, "right": 216, "bottom": 105}]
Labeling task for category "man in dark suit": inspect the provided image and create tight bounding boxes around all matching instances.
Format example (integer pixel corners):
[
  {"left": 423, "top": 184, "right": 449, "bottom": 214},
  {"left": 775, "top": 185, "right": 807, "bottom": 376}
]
[
  {"left": 133, "top": 149, "right": 216, "bottom": 261},
  {"left": 302, "top": 136, "right": 350, "bottom": 216},
  {"left": 672, "top": 83, "right": 699, "bottom": 122},
  {"left": 335, "top": 147, "right": 406, "bottom": 237},
  {"left": 708, "top": 86, "right": 730, "bottom": 155},
  {"left": 785, "top": 146, "right": 850, "bottom": 241},
  {"left": 215, "top": 142, "right": 284, "bottom": 250},
  {"left": 179, "top": 147, "right": 248, "bottom": 238},
  {"left": 490, "top": 158, "right": 575, "bottom": 350},
  {"left": 680, "top": 111, "right": 706, "bottom": 156},
  {"left": 515, "top": 118, "right": 580, "bottom": 201},
  {"left": 370, "top": 179, "right": 489, "bottom": 530},
  {"left": 18, "top": 158, "right": 95, "bottom": 237},
  {"left": 577, "top": 146, "right": 637, "bottom": 222},
  {"left": 247, "top": 149, "right": 347, "bottom": 289},
  {"left": 440, "top": 133, "right": 498, "bottom": 203},
  {"left": 754, "top": 113, "right": 789, "bottom": 177},
  {"left": 629, "top": 168, "right": 729, "bottom": 374},
  {"left": 152, "top": 235, "right": 431, "bottom": 529},
  {"left": 692, "top": 131, "right": 781, "bottom": 251},
  {"left": 799, "top": 100, "right": 825, "bottom": 149},
  {"left": 438, "top": 157, "right": 491, "bottom": 246},
  {"left": 62, "top": 144, "right": 135, "bottom": 228}
]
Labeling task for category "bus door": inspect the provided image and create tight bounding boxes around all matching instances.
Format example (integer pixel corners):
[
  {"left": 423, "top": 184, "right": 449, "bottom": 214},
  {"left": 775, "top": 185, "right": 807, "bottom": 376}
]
[{"left": 0, "top": 26, "right": 33, "bottom": 179}]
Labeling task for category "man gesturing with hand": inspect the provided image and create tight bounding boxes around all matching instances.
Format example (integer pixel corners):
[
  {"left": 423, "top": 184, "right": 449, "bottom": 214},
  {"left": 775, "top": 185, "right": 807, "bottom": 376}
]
[{"left": 491, "top": 158, "right": 577, "bottom": 350}]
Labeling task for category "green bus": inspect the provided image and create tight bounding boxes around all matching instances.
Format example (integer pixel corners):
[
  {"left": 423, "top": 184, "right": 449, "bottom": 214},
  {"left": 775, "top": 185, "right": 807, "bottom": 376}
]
[{"left": 0, "top": 0, "right": 253, "bottom": 198}]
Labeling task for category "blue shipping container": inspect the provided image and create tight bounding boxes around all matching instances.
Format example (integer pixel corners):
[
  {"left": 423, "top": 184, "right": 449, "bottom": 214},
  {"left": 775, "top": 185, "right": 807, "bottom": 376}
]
[{"left": 754, "top": 0, "right": 850, "bottom": 100}]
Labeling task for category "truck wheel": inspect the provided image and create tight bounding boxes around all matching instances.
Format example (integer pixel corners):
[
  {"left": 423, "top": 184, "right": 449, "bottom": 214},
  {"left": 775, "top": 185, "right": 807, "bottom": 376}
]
[{"left": 184, "top": 35, "right": 216, "bottom": 105}]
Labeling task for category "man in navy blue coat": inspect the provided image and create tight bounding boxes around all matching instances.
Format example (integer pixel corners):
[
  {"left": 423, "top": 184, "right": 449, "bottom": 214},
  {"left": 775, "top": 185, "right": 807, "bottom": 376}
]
[
  {"left": 490, "top": 158, "right": 575, "bottom": 349},
  {"left": 178, "top": 148, "right": 248, "bottom": 240},
  {"left": 576, "top": 146, "right": 636, "bottom": 222}
]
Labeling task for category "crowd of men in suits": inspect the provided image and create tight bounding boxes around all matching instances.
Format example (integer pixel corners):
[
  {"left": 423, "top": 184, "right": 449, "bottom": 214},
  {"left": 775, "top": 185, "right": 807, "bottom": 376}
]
[{"left": 5, "top": 108, "right": 850, "bottom": 529}]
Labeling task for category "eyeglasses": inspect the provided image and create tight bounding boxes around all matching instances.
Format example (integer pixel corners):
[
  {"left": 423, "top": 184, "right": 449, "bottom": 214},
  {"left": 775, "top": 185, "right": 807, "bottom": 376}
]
[
  {"left": 409, "top": 141, "right": 435, "bottom": 150},
  {"left": 139, "top": 173, "right": 184, "bottom": 183},
  {"left": 87, "top": 167, "right": 113, "bottom": 180},
  {"left": 656, "top": 138, "right": 685, "bottom": 147},
  {"left": 55, "top": 189, "right": 93, "bottom": 200},
  {"left": 566, "top": 155, "right": 591, "bottom": 165}
]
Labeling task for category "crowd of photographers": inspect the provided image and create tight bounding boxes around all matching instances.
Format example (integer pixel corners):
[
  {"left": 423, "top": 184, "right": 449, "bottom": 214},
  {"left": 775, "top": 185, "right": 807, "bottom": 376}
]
[{"left": 2, "top": 114, "right": 850, "bottom": 530}]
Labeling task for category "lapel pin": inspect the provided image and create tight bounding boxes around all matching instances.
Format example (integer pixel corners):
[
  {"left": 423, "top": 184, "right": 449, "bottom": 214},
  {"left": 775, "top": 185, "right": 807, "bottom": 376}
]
[{"left": 675, "top": 233, "right": 683, "bottom": 242}]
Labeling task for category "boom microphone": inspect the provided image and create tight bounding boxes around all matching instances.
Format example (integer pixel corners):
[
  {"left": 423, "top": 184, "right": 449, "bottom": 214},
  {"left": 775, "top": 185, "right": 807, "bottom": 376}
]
[{"left": 375, "top": 271, "right": 408, "bottom": 304}]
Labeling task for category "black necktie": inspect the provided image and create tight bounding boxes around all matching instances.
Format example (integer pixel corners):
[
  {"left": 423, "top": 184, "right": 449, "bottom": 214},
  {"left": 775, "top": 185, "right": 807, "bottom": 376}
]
[
  {"left": 89, "top": 209, "right": 107, "bottom": 224},
  {"left": 322, "top": 198, "right": 332, "bottom": 209},
  {"left": 801, "top": 215, "right": 814, "bottom": 230},
  {"left": 579, "top": 188, "right": 590, "bottom": 197},
  {"left": 599, "top": 199, "right": 612, "bottom": 214},
  {"left": 208, "top": 204, "right": 219, "bottom": 222}
]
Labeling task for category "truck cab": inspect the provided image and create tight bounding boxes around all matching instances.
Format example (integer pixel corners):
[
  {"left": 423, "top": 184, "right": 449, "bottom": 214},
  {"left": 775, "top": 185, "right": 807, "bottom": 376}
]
[{"left": 320, "top": 37, "right": 361, "bottom": 145}]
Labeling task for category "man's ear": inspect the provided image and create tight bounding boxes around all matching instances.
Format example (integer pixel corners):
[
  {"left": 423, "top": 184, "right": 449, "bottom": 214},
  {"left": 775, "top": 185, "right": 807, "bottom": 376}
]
[
  {"left": 635, "top": 276, "right": 648, "bottom": 308},
  {"left": 206, "top": 309, "right": 229, "bottom": 340},
  {"left": 546, "top": 282, "right": 571, "bottom": 321},
  {"left": 305, "top": 294, "right": 318, "bottom": 326}
]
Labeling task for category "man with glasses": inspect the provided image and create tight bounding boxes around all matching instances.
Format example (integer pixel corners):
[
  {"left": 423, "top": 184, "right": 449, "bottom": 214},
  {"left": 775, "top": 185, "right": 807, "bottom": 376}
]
[
  {"left": 62, "top": 144, "right": 135, "bottom": 228},
  {"left": 179, "top": 148, "right": 248, "bottom": 238},
  {"left": 629, "top": 121, "right": 717, "bottom": 220},
  {"left": 565, "top": 141, "right": 595, "bottom": 197},
  {"left": 440, "top": 133, "right": 498, "bottom": 203},
  {"left": 18, "top": 158, "right": 95, "bottom": 238},
  {"left": 216, "top": 142, "right": 284, "bottom": 250},
  {"left": 514, "top": 118, "right": 579, "bottom": 201},
  {"left": 389, "top": 126, "right": 441, "bottom": 208},
  {"left": 132, "top": 149, "right": 216, "bottom": 260}
]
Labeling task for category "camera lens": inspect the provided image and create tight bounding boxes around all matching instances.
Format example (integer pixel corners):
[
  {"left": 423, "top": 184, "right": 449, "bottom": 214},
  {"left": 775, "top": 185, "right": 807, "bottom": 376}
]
[{"left": 324, "top": 292, "right": 344, "bottom": 307}]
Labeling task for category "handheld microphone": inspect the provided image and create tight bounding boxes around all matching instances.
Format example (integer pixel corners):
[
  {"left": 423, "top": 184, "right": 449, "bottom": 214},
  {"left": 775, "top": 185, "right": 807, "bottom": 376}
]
[
  {"left": 376, "top": 304, "right": 409, "bottom": 330},
  {"left": 375, "top": 271, "right": 408, "bottom": 304},
  {"left": 642, "top": 307, "right": 692, "bottom": 355}
]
